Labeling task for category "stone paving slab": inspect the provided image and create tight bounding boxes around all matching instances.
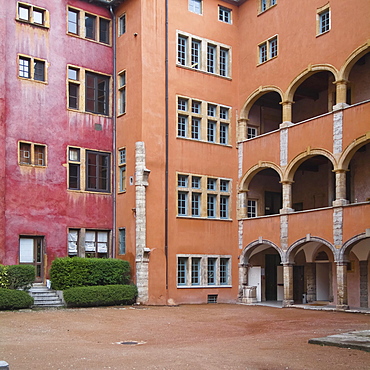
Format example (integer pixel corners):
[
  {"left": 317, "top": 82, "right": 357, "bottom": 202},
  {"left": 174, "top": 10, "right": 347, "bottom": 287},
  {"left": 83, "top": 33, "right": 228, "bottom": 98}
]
[{"left": 309, "top": 330, "right": 370, "bottom": 352}]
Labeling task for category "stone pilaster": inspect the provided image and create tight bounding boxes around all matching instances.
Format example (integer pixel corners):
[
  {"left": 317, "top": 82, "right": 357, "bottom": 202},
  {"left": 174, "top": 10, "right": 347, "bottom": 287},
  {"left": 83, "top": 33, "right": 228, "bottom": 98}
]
[
  {"left": 333, "top": 80, "right": 350, "bottom": 110},
  {"left": 336, "top": 261, "right": 349, "bottom": 310},
  {"left": 281, "top": 100, "right": 293, "bottom": 124},
  {"left": 280, "top": 181, "right": 294, "bottom": 213},
  {"left": 237, "top": 118, "right": 248, "bottom": 142},
  {"left": 135, "top": 141, "right": 151, "bottom": 304},
  {"left": 333, "top": 110, "right": 343, "bottom": 155},
  {"left": 333, "top": 207, "right": 343, "bottom": 249},
  {"left": 283, "top": 263, "right": 294, "bottom": 306},
  {"left": 333, "top": 170, "right": 348, "bottom": 206},
  {"left": 280, "top": 215, "right": 289, "bottom": 250},
  {"left": 238, "top": 220, "right": 243, "bottom": 250},
  {"left": 359, "top": 260, "right": 368, "bottom": 308}
]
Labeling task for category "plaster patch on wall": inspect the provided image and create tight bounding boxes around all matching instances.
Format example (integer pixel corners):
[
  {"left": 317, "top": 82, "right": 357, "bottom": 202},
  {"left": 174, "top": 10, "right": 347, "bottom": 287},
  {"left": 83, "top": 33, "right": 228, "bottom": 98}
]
[{"left": 238, "top": 220, "right": 243, "bottom": 249}]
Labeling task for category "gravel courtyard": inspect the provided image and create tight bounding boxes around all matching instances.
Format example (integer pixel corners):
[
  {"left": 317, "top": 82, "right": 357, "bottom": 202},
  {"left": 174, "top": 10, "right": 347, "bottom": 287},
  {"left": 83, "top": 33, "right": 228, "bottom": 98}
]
[{"left": 1, "top": 304, "right": 369, "bottom": 369}]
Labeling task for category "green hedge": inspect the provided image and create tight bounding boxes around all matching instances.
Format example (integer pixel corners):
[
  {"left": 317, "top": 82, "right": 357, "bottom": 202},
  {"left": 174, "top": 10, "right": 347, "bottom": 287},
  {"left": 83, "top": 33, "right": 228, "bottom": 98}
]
[
  {"left": 0, "top": 288, "right": 34, "bottom": 310},
  {"left": 63, "top": 285, "right": 137, "bottom": 307},
  {"left": 50, "top": 257, "right": 131, "bottom": 290},
  {"left": 0, "top": 265, "right": 35, "bottom": 290}
]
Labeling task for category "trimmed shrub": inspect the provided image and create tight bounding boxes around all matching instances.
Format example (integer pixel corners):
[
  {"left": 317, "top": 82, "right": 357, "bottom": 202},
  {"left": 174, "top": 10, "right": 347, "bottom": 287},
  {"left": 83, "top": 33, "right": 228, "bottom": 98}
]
[
  {"left": 6, "top": 265, "right": 35, "bottom": 290},
  {"left": 0, "top": 288, "right": 34, "bottom": 310},
  {"left": 50, "top": 257, "right": 131, "bottom": 290},
  {"left": 63, "top": 284, "right": 137, "bottom": 307},
  {"left": 0, "top": 264, "right": 35, "bottom": 290}
]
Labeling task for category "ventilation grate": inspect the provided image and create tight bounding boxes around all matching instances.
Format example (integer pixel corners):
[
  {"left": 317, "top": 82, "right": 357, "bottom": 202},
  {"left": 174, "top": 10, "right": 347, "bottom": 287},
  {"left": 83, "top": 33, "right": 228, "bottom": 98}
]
[{"left": 207, "top": 294, "right": 218, "bottom": 303}]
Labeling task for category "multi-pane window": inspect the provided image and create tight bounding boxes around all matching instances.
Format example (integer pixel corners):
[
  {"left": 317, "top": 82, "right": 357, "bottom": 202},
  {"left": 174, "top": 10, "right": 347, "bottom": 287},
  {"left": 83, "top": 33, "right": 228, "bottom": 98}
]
[
  {"left": 177, "top": 96, "right": 231, "bottom": 146},
  {"left": 118, "top": 147, "right": 126, "bottom": 192},
  {"left": 247, "top": 199, "right": 257, "bottom": 218},
  {"left": 68, "top": 147, "right": 81, "bottom": 190},
  {"left": 188, "top": 0, "right": 202, "bottom": 15},
  {"left": 68, "top": 7, "right": 111, "bottom": 45},
  {"left": 318, "top": 8, "right": 330, "bottom": 35},
  {"left": 258, "top": 36, "right": 278, "bottom": 64},
  {"left": 219, "top": 6, "right": 231, "bottom": 23},
  {"left": 86, "top": 72, "right": 109, "bottom": 115},
  {"left": 191, "top": 40, "right": 201, "bottom": 69},
  {"left": 118, "top": 228, "right": 126, "bottom": 255},
  {"left": 177, "top": 255, "right": 231, "bottom": 287},
  {"left": 68, "top": 229, "right": 110, "bottom": 258},
  {"left": 86, "top": 151, "right": 110, "bottom": 192},
  {"left": 18, "top": 55, "right": 46, "bottom": 82},
  {"left": 247, "top": 126, "right": 258, "bottom": 139},
  {"left": 17, "top": 3, "right": 49, "bottom": 27},
  {"left": 68, "top": 66, "right": 110, "bottom": 115},
  {"left": 260, "top": 0, "right": 277, "bottom": 13},
  {"left": 118, "top": 70, "right": 126, "bottom": 115},
  {"left": 177, "top": 32, "right": 231, "bottom": 78},
  {"left": 177, "top": 173, "right": 231, "bottom": 219},
  {"left": 119, "top": 14, "right": 126, "bottom": 36},
  {"left": 68, "top": 147, "right": 111, "bottom": 193},
  {"left": 18, "top": 141, "right": 46, "bottom": 167}
]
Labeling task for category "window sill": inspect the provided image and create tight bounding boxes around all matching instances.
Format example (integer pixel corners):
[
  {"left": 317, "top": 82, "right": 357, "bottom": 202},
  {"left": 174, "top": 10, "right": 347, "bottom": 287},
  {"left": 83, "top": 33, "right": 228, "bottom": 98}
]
[
  {"left": 67, "top": 108, "right": 111, "bottom": 118},
  {"left": 316, "top": 30, "right": 330, "bottom": 38},
  {"left": 16, "top": 18, "right": 49, "bottom": 29},
  {"left": 67, "top": 32, "right": 112, "bottom": 47},
  {"left": 257, "top": 55, "right": 278, "bottom": 67},
  {"left": 177, "top": 216, "right": 232, "bottom": 221},
  {"left": 176, "top": 136, "right": 232, "bottom": 148},
  {"left": 68, "top": 189, "right": 112, "bottom": 195},
  {"left": 18, "top": 77, "right": 48, "bottom": 84},
  {"left": 19, "top": 164, "right": 46, "bottom": 168},
  {"left": 176, "top": 64, "right": 232, "bottom": 80},
  {"left": 177, "top": 285, "right": 232, "bottom": 289},
  {"left": 117, "top": 112, "right": 126, "bottom": 118}
]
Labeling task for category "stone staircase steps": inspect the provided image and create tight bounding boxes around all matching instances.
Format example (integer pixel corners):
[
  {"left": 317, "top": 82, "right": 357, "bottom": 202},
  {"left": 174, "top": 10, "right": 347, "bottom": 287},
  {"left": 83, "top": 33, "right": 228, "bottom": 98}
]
[{"left": 28, "top": 284, "right": 65, "bottom": 308}]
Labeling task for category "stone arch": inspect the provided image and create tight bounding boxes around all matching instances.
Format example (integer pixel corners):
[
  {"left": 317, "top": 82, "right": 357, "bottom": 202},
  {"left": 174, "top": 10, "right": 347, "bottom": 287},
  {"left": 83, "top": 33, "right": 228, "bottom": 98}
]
[
  {"left": 339, "top": 41, "right": 370, "bottom": 81},
  {"left": 239, "top": 161, "right": 283, "bottom": 191},
  {"left": 284, "top": 148, "right": 337, "bottom": 182},
  {"left": 340, "top": 233, "right": 370, "bottom": 261},
  {"left": 286, "top": 236, "right": 338, "bottom": 264},
  {"left": 286, "top": 64, "right": 339, "bottom": 102},
  {"left": 241, "top": 239, "right": 283, "bottom": 265},
  {"left": 240, "top": 86, "right": 284, "bottom": 120},
  {"left": 339, "top": 134, "right": 370, "bottom": 170}
]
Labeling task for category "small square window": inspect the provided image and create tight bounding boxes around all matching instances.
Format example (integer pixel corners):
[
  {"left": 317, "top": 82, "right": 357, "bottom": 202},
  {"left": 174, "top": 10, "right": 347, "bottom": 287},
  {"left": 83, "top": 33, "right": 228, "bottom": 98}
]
[
  {"left": 178, "top": 98, "right": 188, "bottom": 111},
  {"left": 178, "top": 175, "right": 188, "bottom": 187},
  {"left": 33, "top": 9, "right": 44, "bottom": 25},
  {"left": 189, "top": 0, "right": 202, "bottom": 15},
  {"left": 119, "top": 148, "right": 126, "bottom": 165},
  {"left": 18, "top": 4, "right": 30, "bottom": 21},
  {"left": 207, "top": 104, "right": 216, "bottom": 117},
  {"left": 247, "top": 200, "right": 257, "bottom": 218},
  {"left": 68, "top": 9, "right": 79, "bottom": 35},
  {"left": 220, "top": 180, "right": 229, "bottom": 192},
  {"left": 69, "top": 148, "right": 80, "bottom": 162},
  {"left": 247, "top": 127, "right": 258, "bottom": 139},
  {"left": 19, "top": 57, "right": 30, "bottom": 78},
  {"left": 85, "top": 14, "right": 96, "bottom": 40},
  {"left": 192, "top": 176, "right": 201, "bottom": 189},
  {"left": 219, "top": 6, "right": 231, "bottom": 24},
  {"left": 220, "top": 107, "right": 229, "bottom": 120},
  {"left": 34, "top": 60, "right": 45, "bottom": 81},
  {"left": 68, "top": 67, "right": 79, "bottom": 81},
  {"left": 192, "top": 101, "right": 201, "bottom": 114},
  {"left": 207, "top": 178, "right": 217, "bottom": 191}
]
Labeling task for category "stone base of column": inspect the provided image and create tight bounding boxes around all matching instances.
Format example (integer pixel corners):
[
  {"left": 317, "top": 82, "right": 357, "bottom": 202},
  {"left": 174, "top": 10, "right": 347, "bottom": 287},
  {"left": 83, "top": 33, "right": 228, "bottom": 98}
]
[
  {"left": 282, "top": 299, "right": 294, "bottom": 307},
  {"left": 336, "top": 304, "right": 349, "bottom": 311},
  {"left": 333, "top": 103, "right": 349, "bottom": 111},
  {"left": 280, "top": 207, "right": 294, "bottom": 214},
  {"left": 280, "top": 121, "right": 293, "bottom": 128},
  {"left": 332, "top": 199, "right": 349, "bottom": 207}
]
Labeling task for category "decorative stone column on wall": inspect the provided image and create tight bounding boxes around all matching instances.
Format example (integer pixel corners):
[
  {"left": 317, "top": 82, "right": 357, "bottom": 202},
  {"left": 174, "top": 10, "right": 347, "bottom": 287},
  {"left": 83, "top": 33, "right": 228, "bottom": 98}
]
[
  {"left": 238, "top": 262, "right": 247, "bottom": 300},
  {"left": 281, "top": 181, "right": 294, "bottom": 214},
  {"left": 237, "top": 118, "right": 248, "bottom": 142},
  {"left": 360, "top": 260, "right": 369, "bottom": 308},
  {"left": 135, "top": 142, "right": 150, "bottom": 304},
  {"left": 333, "top": 170, "right": 348, "bottom": 206},
  {"left": 305, "top": 262, "right": 316, "bottom": 302},
  {"left": 283, "top": 263, "right": 294, "bottom": 306},
  {"left": 281, "top": 100, "right": 293, "bottom": 124},
  {"left": 334, "top": 80, "right": 350, "bottom": 110},
  {"left": 336, "top": 261, "right": 349, "bottom": 310}
]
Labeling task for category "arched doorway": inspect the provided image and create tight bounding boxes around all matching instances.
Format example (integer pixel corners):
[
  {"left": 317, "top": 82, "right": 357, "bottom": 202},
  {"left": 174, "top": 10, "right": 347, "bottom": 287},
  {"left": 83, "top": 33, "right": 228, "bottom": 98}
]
[
  {"left": 291, "top": 155, "right": 335, "bottom": 211},
  {"left": 341, "top": 235, "right": 370, "bottom": 308},
  {"left": 241, "top": 241, "right": 283, "bottom": 303},
  {"left": 292, "top": 71, "right": 336, "bottom": 123}
]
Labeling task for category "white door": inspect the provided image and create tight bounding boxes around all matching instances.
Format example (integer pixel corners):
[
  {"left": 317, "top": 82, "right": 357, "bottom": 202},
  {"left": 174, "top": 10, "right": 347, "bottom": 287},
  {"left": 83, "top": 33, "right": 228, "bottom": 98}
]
[
  {"left": 248, "top": 266, "right": 262, "bottom": 302},
  {"left": 316, "top": 263, "right": 330, "bottom": 301}
]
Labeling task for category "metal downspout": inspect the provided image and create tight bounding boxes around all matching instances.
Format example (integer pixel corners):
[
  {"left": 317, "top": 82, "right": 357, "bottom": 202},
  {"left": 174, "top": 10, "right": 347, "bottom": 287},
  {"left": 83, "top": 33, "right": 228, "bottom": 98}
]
[
  {"left": 165, "top": 0, "right": 169, "bottom": 290},
  {"left": 110, "top": 5, "right": 117, "bottom": 258}
]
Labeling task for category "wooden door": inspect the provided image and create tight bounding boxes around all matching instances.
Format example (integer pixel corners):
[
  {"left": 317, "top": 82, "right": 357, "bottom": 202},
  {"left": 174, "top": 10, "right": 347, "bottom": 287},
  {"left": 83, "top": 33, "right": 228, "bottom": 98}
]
[{"left": 19, "top": 237, "right": 44, "bottom": 282}]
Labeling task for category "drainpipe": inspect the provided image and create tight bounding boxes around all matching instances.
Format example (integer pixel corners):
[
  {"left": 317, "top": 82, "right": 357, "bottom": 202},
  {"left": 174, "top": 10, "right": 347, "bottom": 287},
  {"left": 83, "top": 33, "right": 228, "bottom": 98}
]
[
  {"left": 164, "top": 0, "right": 169, "bottom": 290},
  {"left": 110, "top": 5, "right": 117, "bottom": 258}
]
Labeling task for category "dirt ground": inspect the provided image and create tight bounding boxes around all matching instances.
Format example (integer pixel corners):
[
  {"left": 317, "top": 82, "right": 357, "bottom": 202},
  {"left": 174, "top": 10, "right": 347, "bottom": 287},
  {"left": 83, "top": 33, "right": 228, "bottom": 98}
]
[{"left": 0, "top": 304, "right": 369, "bottom": 370}]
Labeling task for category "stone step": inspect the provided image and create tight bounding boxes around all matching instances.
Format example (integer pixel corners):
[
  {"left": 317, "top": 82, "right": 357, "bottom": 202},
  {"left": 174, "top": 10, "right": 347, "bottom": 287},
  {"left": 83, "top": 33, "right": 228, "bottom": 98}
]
[{"left": 28, "top": 285, "right": 65, "bottom": 307}]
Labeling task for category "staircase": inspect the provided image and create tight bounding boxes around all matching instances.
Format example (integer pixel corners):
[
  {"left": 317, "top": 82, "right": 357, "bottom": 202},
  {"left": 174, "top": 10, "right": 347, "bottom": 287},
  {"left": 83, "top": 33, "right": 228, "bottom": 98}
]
[{"left": 28, "top": 284, "right": 65, "bottom": 308}]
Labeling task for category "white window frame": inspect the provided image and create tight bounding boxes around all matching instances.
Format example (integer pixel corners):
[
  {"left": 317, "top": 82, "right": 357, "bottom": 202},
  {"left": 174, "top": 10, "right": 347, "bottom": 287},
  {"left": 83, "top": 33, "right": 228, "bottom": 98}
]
[
  {"left": 68, "top": 229, "right": 111, "bottom": 258},
  {"left": 177, "top": 173, "right": 231, "bottom": 220},
  {"left": 177, "top": 31, "right": 231, "bottom": 78},
  {"left": 258, "top": 35, "right": 278, "bottom": 64},
  {"left": 188, "top": 0, "right": 202, "bottom": 15},
  {"left": 177, "top": 255, "right": 232, "bottom": 287},
  {"left": 247, "top": 199, "right": 258, "bottom": 218},
  {"left": 219, "top": 6, "right": 232, "bottom": 24},
  {"left": 317, "top": 5, "right": 331, "bottom": 35},
  {"left": 118, "top": 70, "right": 126, "bottom": 115},
  {"left": 119, "top": 13, "right": 126, "bottom": 36},
  {"left": 177, "top": 96, "right": 231, "bottom": 146},
  {"left": 18, "top": 54, "right": 47, "bottom": 83},
  {"left": 259, "top": 0, "right": 277, "bottom": 14},
  {"left": 118, "top": 147, "right": 126, "bottom": 193}
]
